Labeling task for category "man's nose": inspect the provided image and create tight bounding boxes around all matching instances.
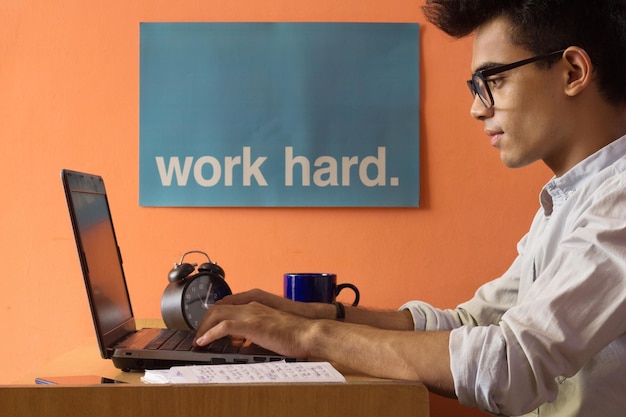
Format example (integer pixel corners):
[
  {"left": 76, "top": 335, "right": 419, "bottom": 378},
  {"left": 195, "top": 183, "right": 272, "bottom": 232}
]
[{"left": 470, "top": 95, "right": 494, "bottom": 120}]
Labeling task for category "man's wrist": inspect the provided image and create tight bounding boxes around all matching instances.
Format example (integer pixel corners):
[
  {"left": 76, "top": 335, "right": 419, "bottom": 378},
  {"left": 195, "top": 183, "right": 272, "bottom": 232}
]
[{"left": 312, "top": 302, "right": 340, "bottom": 320}]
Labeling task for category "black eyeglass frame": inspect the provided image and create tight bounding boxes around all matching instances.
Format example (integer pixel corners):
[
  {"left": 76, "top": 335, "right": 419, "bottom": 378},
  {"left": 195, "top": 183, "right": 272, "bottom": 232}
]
[{"left": 467, "top": 49, "right": 567, "bottom": 109}]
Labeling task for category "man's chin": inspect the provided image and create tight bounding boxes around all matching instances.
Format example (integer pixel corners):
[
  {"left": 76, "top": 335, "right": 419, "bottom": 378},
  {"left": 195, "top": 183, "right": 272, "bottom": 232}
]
[{"left": 500, "top": 153, "right": 534, "bottom": 169}]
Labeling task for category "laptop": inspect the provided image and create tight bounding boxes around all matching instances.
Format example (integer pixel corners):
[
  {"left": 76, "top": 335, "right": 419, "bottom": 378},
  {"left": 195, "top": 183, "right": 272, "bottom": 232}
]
[{"left": 61, "top": 169, "right": 298, "bottom": 371}]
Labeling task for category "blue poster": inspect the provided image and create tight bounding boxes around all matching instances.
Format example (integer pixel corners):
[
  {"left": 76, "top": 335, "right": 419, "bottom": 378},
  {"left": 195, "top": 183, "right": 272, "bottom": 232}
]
[{"left": 140, "top": 23, "right": 419, "bottom": 207}]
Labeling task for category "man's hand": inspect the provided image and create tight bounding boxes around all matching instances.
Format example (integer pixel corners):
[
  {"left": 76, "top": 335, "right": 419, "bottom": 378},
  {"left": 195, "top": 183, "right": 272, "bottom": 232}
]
[
  {"left": 215, "top": 288, "right": 336, "bottom": 319},
  {"left": 194, "top": 301, "right": 317, "bottom": 359}
]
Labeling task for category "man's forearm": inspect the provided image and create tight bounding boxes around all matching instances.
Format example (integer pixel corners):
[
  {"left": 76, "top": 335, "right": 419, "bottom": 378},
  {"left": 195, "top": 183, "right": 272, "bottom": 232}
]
[
  {"left": 303, "top": 319, "right": 456, "bottom": 397},
  {"left": 344, "top": 305, "right": 415, "bottom": 330},
  {"left": 312, "top": 303, "right": 415, "bottom": 330}
]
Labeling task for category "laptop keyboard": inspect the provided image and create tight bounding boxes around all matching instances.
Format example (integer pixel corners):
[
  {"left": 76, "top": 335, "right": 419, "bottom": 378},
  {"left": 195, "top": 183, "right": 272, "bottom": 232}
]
[
  {"left": 144, "top": 329, "right": 277, "bottom": 356},
  {"left": 147, "top": 329, "right": 192, "bottom": 351}
]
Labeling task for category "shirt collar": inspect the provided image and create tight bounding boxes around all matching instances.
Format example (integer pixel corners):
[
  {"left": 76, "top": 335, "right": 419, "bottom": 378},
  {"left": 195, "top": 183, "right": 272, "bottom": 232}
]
[{"left": 539, "top": 134, "right": 626, "bottom": 216}]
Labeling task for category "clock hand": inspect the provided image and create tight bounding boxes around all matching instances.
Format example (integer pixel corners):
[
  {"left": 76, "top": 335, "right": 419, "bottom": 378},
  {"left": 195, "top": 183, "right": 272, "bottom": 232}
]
[{"left": 202, "top": 282, "right": 214, "bottom": 309}]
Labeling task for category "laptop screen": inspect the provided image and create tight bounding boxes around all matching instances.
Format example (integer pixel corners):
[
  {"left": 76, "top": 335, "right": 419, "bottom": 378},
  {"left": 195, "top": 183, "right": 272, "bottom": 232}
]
[{"left": 62, "top": 170, "right": 135, "bottom": 355}]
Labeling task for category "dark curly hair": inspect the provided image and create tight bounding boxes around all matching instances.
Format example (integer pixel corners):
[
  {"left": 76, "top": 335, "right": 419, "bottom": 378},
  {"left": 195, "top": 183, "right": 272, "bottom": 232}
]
[{"left": 422, "top": 0, "right": 626, "bottom": 106}]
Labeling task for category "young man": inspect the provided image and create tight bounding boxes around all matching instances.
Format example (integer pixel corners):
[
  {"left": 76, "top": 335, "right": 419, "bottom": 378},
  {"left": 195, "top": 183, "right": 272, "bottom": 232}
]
[{"left": 196, "top": 1, "right": 626, "bottom": 415}]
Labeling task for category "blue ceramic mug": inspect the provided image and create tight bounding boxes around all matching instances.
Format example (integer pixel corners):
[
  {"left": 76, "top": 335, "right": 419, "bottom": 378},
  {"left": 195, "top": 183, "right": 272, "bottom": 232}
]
[{"left": 283, "top": 273, "right": 360, "bottom": 306}]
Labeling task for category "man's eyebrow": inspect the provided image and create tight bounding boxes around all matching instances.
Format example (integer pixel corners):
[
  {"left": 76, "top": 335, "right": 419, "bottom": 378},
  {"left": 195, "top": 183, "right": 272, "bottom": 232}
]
[{"left": 473, "top": 61, "right": 506, "bottom": 74}]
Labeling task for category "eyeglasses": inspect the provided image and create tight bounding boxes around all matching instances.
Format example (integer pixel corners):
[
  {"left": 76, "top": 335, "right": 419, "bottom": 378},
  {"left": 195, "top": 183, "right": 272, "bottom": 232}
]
[{"left": 467, "top": 49, "right": 566, "bottom": 109}]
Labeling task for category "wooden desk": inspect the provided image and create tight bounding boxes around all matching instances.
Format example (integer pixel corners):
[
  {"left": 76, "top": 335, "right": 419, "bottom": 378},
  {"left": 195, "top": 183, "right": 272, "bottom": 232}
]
[{"left": 3, "top": 320, "right": 429, "bottom": 417}]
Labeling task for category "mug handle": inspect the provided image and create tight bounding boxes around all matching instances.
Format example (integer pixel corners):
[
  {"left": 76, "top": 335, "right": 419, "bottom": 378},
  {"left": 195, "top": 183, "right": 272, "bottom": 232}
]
[{"left": 336, "top": 283, "right": 360, "bottom": 306}]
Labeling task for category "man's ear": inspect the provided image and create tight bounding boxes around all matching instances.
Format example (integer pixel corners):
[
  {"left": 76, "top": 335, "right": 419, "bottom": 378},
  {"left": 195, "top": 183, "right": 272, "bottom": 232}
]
[{"left": 562, "top": 46, "right": 593, "bottom": 97}]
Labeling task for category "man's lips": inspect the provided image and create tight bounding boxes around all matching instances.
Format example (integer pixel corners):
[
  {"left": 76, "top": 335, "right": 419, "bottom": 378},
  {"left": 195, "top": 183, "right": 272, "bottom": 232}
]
[{"left": 485, "top": 129, "right": 503, "bottom": 147}]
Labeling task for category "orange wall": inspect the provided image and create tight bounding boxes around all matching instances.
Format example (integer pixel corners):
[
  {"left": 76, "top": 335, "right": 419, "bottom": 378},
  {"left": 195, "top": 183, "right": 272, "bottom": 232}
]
[{"left": 0, "top": 0, "right": 550, "bottom": 415}]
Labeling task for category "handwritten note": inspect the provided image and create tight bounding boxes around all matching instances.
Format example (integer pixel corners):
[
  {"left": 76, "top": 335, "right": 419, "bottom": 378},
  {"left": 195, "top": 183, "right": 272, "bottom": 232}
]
[{"left": 141, "top": 361, "right": 346, "bottom": 384}]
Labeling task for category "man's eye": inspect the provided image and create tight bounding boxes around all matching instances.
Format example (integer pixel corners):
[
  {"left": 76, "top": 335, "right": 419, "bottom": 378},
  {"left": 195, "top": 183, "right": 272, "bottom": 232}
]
[{"left": 487, "top": 77, "right": 502, "bottom": 89}]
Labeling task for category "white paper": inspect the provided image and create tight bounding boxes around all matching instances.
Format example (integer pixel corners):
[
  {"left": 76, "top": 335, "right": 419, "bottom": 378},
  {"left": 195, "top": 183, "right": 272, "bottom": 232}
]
[{"left": 141, "top": 361, "right": 346, "bottom": 384}]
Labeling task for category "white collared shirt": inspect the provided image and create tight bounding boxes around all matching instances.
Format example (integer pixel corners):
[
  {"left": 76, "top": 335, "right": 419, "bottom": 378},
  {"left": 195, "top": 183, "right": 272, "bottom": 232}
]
[{"left": 401, "top": 135, "right": 626, "bottom": 416}]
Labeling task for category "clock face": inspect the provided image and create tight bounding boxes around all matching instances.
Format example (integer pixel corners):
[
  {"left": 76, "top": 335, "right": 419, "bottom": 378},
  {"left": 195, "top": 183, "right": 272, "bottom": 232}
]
[{"left": 182, "top": 274, "right": 231, "bottom": 330}]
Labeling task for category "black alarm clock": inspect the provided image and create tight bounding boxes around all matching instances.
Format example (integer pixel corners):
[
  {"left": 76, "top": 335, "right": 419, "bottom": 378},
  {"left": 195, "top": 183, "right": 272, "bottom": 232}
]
[{"left": 160, "top": 250, "right": 232, "bottom": 330}]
